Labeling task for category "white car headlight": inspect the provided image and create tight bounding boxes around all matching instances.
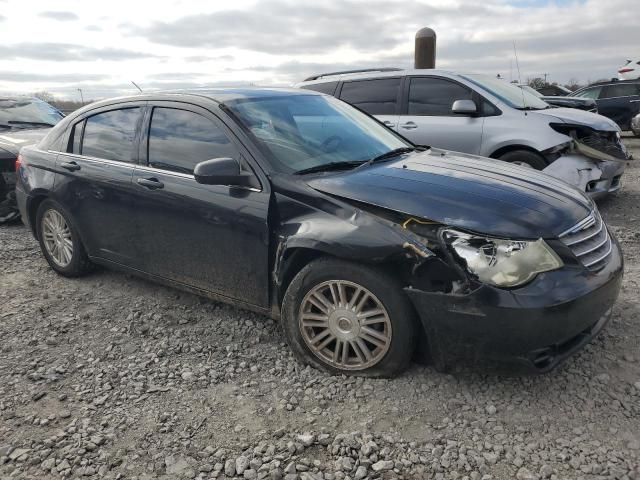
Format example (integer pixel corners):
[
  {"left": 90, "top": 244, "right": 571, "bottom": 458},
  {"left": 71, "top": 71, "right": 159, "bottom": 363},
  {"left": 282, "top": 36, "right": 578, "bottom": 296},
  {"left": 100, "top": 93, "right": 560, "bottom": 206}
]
[{"left": 443, "top": 229, "right": 563, "bottom": 288}]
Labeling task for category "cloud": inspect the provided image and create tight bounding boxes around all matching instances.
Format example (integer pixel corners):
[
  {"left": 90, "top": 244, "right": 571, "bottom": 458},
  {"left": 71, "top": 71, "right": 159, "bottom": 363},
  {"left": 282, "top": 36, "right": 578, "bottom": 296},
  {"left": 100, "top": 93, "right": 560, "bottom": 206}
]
[
  {"left": 133, "top": 0, "right": 451, "bottom": 55},
  {"left": 185, "top": 55, "right": 235, "bottom": 63},
  {"left": 0, "top": 43, "right": 162, "bottom": 62},
  {"left": 0, "top": 72, "right": 110, "bottom": 83},
  {"left": 0, "top": 15, "right": 5, "bottom": 22},
  {"left": 86, "top": 25, "right": 102, "bottom": 32},
  {"left": 38, "top": 11, "right": 79, "bottom": 21}
]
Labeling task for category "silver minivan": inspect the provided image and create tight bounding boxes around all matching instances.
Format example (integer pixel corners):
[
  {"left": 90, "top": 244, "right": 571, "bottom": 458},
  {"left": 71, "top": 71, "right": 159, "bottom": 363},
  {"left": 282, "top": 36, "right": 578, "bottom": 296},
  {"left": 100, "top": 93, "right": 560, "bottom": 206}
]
[{"left": 296, "top": 69, "right": 629, "bottom": 198}]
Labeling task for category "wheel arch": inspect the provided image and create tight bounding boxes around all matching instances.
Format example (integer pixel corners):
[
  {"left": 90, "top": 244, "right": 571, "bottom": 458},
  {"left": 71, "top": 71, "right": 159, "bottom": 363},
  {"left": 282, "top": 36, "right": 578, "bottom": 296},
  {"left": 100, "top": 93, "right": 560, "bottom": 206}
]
[{"left": 489, "top": 144, "right": 545, "bottom": 161}]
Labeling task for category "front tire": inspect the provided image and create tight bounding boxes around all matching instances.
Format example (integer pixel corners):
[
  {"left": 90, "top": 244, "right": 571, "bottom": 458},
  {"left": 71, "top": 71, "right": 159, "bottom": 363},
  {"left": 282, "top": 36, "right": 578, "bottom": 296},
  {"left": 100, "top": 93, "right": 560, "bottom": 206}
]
[
  {"left": 36, "top": 199, "right": 92, "bottom": 277},
  {"left": 281, "top": 258, "right": 417, "bottom": 377},
  {"left": 498, "top": 150, "right": 547, "bottom": 170}
]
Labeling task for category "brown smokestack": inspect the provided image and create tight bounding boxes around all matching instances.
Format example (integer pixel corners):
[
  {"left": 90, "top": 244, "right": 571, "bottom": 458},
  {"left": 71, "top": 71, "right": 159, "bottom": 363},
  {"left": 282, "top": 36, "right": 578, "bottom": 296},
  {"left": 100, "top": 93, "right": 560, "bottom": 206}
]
[{"left": 415, "top": 27, "right": 436, "bottom": 69}]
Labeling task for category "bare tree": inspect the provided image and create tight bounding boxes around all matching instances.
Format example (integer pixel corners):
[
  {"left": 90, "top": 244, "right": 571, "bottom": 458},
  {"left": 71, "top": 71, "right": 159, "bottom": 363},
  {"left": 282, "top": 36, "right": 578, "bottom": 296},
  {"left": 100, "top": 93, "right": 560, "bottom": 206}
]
[
  {"left": 527, "top": 77, "right": 546, "bottom": 89},
  {"left": 564, "top": 78, "right": 583, "bottom": 92}
]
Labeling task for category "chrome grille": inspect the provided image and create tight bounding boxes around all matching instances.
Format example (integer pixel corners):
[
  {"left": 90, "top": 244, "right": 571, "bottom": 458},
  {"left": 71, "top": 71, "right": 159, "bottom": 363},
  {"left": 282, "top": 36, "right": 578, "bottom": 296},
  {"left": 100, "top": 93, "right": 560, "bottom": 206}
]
[{"left": 559, "top": 211, "right": 612, "bottom": 271}]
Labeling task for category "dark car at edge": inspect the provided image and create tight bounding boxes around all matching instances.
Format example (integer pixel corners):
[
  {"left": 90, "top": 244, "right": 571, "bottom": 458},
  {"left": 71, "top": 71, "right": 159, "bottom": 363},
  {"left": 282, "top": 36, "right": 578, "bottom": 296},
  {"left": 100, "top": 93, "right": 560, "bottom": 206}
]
[
  {"left": 570, "top": 79, "right": 640, "bottom": 134},
  {"left": 16, "top": 89, "right": 623, "bottom": 376},
  {"left": 1, "top": 96, "right": 64, "bottom": 222}
]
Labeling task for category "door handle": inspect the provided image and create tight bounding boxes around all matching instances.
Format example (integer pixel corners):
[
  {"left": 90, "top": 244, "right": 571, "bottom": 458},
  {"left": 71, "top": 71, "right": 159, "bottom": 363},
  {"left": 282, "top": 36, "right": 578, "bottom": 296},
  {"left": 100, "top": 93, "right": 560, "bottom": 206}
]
[
  {"left": 137, "top": 178, "right": 164, "bottom": 190},
  {"left": 400, "top": 122, "right": 418, "bottom": 130},
  {"left": 383, "top": 120, "right": 395, "bottom": 127},
  {"left": 60, "top": 161, "right": 80, "bottom": 172}
]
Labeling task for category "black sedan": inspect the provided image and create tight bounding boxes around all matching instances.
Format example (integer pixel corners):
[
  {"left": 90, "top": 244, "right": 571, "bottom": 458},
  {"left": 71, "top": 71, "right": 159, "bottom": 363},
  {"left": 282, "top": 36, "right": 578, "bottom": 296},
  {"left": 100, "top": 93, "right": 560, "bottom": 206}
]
[
  {"left": 16, "top": 89, "right": 623, "bottom": 376},
  {"left": 1, "top": 97, "right": 63, "bottom": 222}
]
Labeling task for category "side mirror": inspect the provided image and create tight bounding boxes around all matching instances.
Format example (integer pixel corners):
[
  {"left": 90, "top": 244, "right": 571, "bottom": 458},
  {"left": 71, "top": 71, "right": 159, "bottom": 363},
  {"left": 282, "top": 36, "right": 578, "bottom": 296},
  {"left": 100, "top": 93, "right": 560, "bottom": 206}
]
[
  {"left": 452, "top": 99, "right": 477, "bottom": 115},
  {"left": 193, "top": 158, "right": 258, "bottom": 188}
]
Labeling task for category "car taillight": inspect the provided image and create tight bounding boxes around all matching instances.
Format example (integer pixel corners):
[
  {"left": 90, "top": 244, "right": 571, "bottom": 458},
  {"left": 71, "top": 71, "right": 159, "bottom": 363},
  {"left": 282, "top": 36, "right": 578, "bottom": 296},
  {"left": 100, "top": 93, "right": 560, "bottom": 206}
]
[
  {"left": 619, "top": 67, "right": 635, "bottom": 73},
  {"left": 15, "top": 154, "right": 22, "bottom": 172}
]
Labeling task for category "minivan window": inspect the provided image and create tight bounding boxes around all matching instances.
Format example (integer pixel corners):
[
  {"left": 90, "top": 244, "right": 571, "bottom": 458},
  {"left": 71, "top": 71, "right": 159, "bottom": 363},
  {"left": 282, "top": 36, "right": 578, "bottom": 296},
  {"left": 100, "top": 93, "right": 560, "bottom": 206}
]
[
  {"left": 339, "top": 78, "right": 401, "bottom": 115},
  {"left": 301, "top": 82, "right": 338, "bottom": 96},
  {"left": 408, "top": 77, "right": 474, "bottom": 115},
  {"left": 148, "top": 107, "right": 238, "bottom": 175},
  {"left": 81, "top": 108, "right": 140, "bottom": 162},
  {"left": 600, "top": 83, "right": 639, "bottom": 99}
]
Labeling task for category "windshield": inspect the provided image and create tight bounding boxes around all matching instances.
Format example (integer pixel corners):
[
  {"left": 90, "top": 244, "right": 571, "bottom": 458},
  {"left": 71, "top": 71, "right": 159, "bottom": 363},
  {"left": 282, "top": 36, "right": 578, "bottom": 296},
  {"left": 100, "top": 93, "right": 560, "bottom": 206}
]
[
  {"left": 0, "top": 98, "right": 64, "bottom": 128},
  {"left": 224, "top": 94, "right": 409, "bottom": 174},
  {"left": 462, "top": 74, "right": 550, "bottom": 110},
  {"left": 520, "top": 85, "right": 544, "bottom": 98}
]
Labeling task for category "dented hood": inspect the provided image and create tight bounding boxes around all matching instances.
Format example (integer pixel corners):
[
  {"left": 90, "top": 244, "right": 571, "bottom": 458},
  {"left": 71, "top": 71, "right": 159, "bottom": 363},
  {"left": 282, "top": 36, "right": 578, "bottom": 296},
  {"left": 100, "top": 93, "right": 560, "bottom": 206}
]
[
  {"left": 533, "top": 107, "right": 620, "bottom": 132},
  {"left": 306, "top": 149, "right": 593, "bottom": 239}
]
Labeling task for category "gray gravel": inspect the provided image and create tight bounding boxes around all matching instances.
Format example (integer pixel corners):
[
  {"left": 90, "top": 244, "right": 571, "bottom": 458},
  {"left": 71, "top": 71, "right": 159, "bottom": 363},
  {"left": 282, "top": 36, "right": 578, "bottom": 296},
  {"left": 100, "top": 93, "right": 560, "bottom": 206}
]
[{"left": 1, "top": 135, "right": 639, "bottom": 479}]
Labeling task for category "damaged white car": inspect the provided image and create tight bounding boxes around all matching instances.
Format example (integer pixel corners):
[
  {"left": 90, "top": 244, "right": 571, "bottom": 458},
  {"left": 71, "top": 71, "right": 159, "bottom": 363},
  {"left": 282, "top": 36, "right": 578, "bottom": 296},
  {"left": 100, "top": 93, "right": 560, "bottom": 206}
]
[{"left": 297, "top": 69, "right": 630, "bottom": 199}]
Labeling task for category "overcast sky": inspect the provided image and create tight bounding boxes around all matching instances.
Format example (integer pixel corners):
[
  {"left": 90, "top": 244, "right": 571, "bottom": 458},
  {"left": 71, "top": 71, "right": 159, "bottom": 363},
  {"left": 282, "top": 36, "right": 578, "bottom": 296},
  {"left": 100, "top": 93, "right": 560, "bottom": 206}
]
[{"left": 0, "top": 0, "right": 637, "bottom": 100}]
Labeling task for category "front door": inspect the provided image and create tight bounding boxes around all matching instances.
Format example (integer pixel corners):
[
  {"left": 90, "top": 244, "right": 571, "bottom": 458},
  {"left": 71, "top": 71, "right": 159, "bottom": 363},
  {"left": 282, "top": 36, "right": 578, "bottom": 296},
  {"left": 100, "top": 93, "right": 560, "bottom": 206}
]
[
  {"left": 131, "top": 103, "right": 270, "bottom": 307},
  {"left": 396, "top": 76, "right": 484, "bottom": 154}
]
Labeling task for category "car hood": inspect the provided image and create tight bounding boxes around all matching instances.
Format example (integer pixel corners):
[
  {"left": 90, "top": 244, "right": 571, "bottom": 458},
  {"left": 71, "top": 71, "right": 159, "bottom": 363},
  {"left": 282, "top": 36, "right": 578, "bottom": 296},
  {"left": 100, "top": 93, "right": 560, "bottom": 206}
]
[
  {"left": 306, "top": 149, "right": 593, "bottom": 239},
  {"left": 0, "top": 128, "right": 51, "bottom": 155},
  {"left": 533, "top": 107, "right": 619, "bottom": 132}
]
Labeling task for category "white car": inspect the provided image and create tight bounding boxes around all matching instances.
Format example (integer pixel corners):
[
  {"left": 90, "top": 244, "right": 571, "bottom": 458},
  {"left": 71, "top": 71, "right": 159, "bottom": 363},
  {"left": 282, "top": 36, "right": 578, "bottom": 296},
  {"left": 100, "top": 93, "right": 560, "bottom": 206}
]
[
  {"left": 619, "top": 59, "right": 640, "bottom": 80},
  {"left": 297, "top": 69, "right": 629, "bottom": 198}
]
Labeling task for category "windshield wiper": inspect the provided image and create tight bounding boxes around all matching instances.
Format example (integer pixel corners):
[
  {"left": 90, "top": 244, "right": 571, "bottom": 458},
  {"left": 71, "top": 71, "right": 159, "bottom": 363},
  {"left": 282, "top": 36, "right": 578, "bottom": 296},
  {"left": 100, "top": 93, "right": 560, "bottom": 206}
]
[
  {"left": 8, "top": 120, "right": 56, "bottom": 127},
  {"left": 294, "top": 160, "right": 366, "bottom": 175},
  {"left": 363, "top": 147, "right": 416, "bottom": 166}
]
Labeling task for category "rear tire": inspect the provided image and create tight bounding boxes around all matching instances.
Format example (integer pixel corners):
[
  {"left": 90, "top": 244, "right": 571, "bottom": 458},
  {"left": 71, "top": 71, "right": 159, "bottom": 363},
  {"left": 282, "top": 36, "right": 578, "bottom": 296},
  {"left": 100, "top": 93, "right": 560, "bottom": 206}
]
[
  {"left": 36, "top": 199, "right": 93, "bottom": 277},
  {"left": 281, "top": 257, "right": 417, "bottom": 377},
  {"left": 498, "top": 150, "right": 547, "bottom": 170}
]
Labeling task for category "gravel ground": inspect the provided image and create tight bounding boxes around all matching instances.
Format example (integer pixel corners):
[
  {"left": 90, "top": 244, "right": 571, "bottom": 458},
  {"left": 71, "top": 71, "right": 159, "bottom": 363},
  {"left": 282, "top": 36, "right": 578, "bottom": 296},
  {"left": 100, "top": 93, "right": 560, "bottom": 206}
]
[{"left": 1, "top": 136, "right": 639, "bottom": 480}]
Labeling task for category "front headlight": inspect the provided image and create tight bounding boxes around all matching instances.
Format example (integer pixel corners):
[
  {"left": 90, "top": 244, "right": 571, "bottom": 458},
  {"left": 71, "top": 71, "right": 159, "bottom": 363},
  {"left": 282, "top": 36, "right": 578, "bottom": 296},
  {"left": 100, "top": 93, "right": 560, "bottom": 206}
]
[{"left": 442, "top": 229, "right": 563, "bottom": 288}]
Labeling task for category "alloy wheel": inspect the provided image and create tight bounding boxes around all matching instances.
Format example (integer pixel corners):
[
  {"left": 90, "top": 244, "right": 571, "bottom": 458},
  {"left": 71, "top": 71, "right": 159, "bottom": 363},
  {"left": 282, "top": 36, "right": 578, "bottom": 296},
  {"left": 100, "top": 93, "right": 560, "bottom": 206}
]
[
  {"left": 299, "top": 280, "right": 392, "bottom": 371},
  {"left": 42, "top": 209, "right": 73, "bottom": 268}
]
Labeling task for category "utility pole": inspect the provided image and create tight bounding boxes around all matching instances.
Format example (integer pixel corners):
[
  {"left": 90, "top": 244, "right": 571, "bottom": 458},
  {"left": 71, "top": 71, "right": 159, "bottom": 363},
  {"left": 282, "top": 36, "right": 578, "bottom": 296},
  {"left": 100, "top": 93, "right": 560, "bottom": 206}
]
[
  {"left": 77, "top": 88, "right": 84, "bottom": 105},
  {"left": 543, "top": 73, "right": 549, "bottom": 84}
]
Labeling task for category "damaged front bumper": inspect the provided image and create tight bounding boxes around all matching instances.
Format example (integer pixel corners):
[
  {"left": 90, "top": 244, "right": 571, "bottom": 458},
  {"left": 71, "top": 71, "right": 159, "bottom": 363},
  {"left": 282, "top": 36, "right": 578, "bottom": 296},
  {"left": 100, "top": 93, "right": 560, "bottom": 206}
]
[
  {"left": 404, "top": 234, "right": 623, "bottom": 372},
  {"left": 542, "top": 153, "right": 625, "bottom": 199}
]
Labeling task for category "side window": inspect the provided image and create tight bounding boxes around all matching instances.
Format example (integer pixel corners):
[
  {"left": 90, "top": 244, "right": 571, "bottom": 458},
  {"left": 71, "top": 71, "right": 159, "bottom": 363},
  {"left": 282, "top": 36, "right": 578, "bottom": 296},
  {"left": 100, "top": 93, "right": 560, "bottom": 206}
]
[
  {"left": 300, "top": 82, "right": 338, "bottom": 96},
  {"left": 408, "top": 77, "right": 473, "bottom": 116},
  {"left": 147, "top": 107, "right": 238, "bottom": 175},
  {"left": 68, "top": 120, "right": 84, "bottom": 154},
  {"left": 339, "top": 78, "right": 401, "bottom": 115},
  {"left": 601, "top": 83, "right": 639, "bottom": 98},
  {"left": 81, "top": 108, "right": 140, "bottom": 162},
  {"left": 574, "top": 87, "right": 601, "bottom": 99}
]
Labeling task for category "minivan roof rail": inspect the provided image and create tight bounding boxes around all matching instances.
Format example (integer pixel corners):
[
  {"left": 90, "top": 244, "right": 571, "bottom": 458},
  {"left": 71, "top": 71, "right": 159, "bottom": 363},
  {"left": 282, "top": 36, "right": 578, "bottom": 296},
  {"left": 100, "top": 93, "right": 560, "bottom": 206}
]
[{"left": 303, "top": 68, "right": 402, "bottom": 82}]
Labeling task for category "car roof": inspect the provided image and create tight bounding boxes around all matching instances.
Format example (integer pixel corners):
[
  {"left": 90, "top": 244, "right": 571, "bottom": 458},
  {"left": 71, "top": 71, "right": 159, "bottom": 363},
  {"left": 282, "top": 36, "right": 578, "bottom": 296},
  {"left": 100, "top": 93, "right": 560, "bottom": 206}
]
[
  {"left": 64, "top": 87, "right": 326, "bottom": 118},
  {"left": 297, "top": 68, "right": 462, "bottom": 86},
  {"left": 586, "top": 78, "right": 640, "bottom": 88}
]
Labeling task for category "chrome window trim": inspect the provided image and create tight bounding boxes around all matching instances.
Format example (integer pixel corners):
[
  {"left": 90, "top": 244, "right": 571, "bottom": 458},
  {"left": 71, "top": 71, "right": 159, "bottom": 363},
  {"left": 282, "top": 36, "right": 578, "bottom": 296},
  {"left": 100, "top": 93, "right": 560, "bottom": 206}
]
[
  {"left": 50, "top": 151, "right": 135, "bottom": 169},
  {"left": 50, "top": 150, "right": 262, "bottom": 192}
]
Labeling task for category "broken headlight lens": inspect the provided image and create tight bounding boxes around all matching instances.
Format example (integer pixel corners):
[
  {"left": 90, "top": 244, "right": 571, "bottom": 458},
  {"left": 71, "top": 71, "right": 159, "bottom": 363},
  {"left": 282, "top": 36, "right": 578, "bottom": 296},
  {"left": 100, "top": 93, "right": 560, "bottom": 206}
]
[{"left": 443, "top": 230, "right": 563, "bottom": 288}]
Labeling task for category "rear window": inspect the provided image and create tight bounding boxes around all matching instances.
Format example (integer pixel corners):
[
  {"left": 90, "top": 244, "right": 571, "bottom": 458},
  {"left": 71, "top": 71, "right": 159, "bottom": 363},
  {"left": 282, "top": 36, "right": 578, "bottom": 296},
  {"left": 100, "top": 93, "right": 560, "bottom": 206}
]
[
  {"left": 81, "top": 108, "right": 140, "bottom": 162},
  {"left": 600, "top": 83, "right": 640, "bottom": 98},
  {"left": 339, "top": 78, "right": 400, "bottom": 115},
  {"left": 300, "top": 82, "right": 338, "bottom": 96}
]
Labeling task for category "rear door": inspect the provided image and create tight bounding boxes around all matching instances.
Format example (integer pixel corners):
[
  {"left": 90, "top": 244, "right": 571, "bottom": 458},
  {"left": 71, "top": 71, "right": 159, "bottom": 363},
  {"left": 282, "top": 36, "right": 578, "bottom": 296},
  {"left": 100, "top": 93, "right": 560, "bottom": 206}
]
[
  {"left": 131, "top": 102, "right": 270, "bottom": 307},
  {"left": 397, "top": 76, "right": 484, "bottom": 153},
  {"left": 337, "top": 77, "right": 401, "bottom": 129},
  {"left": 597, "top": 83, "right": 640, "bottom": 129},
  {"left": 54, "top": 104, "right": 144, "bottom": 267}
]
